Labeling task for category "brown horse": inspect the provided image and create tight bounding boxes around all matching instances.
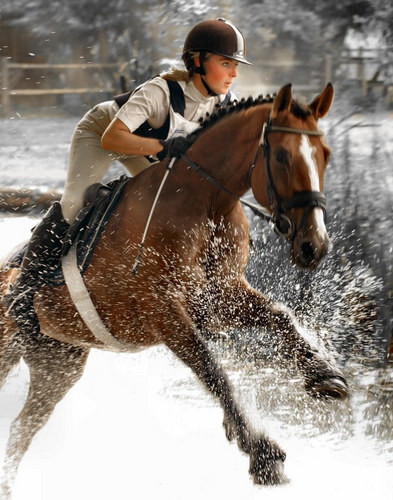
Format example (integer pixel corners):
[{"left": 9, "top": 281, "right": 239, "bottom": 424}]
[{"left": 0, "top": 83, "right": 348, "bottom": 496}]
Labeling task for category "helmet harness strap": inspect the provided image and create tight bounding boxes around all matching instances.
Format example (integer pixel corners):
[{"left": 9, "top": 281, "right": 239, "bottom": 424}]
[{"left": 194, "top": 51, "right": 218, "bottom": 97}]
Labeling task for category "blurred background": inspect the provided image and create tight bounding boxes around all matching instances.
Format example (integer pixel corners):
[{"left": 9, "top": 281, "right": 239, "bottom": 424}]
[{"left": 0, "top": 0, "right": 392, "bottom": 112}]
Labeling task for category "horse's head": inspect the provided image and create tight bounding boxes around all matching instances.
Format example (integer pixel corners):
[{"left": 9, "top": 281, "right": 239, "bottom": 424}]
[{"left": 252, "top": 83, "right": 333, "bottom": 270}]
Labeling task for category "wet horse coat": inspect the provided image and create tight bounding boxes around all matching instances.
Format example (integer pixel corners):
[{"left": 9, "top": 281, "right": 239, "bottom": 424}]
[{"left": 0, "top": 84, "right": 347, "bottom": 495}]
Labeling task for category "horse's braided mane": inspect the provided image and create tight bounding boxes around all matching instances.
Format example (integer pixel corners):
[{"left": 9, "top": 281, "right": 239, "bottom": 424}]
[
  {"left": 191, "top": 94, "right": 274, "bottom": 139},
  {"left": 189, "top": 92, "right": 312, "bottom": 140}
]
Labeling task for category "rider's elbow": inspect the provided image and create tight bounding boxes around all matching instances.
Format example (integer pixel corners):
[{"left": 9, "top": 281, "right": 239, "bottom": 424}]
[{"left": 101, "top": 131, "right": 112, "bottom": 150}]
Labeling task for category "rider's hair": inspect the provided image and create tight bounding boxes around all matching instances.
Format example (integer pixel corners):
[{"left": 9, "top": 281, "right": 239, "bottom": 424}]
[
  {"left": 162, "top": 69, "right": 191, "bottom": 82},
  {"left": 162, "top": 51, "right": 213, "bottom": 82}
]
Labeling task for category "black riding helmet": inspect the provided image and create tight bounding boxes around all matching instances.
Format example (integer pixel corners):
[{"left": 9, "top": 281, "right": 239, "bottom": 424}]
[{"left": 182, "top": 18, "right": 252, "bottom": 75}]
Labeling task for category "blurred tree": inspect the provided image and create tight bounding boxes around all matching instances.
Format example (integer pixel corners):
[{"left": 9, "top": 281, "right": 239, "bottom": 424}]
[
  {"left": 1, "top": 0, "right": 391, "bottom": 80},
  {"left": 1, "top": 0, "right": 218, "bottom": 63},
  {"left": 2, "top": 0, "right": 147, "bottom": 62},
  {"left": 364, "top": 0, "right": 393, "bottom": 79},
  {"left": 233, "top": 0, "right": 377, "bottom": 61}
]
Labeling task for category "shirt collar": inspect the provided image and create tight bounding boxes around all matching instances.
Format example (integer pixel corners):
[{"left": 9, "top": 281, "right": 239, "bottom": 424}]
[{"left": 186, "top": 79, "right": 225, "bottom": 103}]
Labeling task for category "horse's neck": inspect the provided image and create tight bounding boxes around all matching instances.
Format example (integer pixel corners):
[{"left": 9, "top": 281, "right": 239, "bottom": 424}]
[{"left": 190, "top": 105, "right": 270, "bottom": 204}]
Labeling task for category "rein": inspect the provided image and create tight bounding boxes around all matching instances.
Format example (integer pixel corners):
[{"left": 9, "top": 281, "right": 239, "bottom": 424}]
[{"left": 181, "top": 152, "right": 273, "bottom": 221}]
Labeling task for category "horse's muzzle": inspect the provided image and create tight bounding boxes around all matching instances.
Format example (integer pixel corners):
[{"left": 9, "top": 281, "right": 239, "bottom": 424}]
[{"left": 291, "top": 229, "right": 331, "bottom": 270}]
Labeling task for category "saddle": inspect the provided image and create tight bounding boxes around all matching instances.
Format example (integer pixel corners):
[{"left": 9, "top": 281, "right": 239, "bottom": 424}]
[{"left": 6, "top": 175, "right": 131, "bottom": 286}]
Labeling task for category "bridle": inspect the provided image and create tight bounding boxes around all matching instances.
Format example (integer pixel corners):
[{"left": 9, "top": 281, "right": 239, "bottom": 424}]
[
  {"left": 181, "top": 116, "right": 327, "bottom": 241},
  {"left": 259, "top": 118, "right": 327, "bottom": 240}
]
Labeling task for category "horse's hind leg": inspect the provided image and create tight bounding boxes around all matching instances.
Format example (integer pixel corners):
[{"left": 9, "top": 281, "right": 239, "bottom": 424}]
[
  {"left": 0, "top": 333, "right": 89, "bottom": 498},
  {"left": 0, "top": 318, "right": 24, "bottom": 391},
  {"left": 161, "top": 302, "right": 287, "bottom": 486}
]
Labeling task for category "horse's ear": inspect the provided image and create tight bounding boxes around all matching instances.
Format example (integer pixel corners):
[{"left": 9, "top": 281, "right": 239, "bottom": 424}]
[
  {"left": 309, "top": 83, "right": 334, "bottom": 119},
  {"left": 271, "top": 84, "right": 293, "bottom": 118}
]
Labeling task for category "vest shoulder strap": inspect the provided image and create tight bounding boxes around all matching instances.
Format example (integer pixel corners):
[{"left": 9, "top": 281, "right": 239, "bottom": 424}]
[
  {"left": 113, "top": 78, "right": 185, "bottom": 117},
  {"left": 166, "top": 79, "right": 185, "bottom": 116}
]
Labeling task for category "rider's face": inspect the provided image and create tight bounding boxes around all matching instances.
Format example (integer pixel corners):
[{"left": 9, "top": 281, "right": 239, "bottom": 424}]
[{"left": 198, "top": 54, "right": 238, "bottom": 95}]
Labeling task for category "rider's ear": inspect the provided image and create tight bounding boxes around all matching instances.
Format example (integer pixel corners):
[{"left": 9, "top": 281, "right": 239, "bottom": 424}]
[
  {"left": 194, "top": 56, "right": 200, "bottom": 68},
  {"left": 310, "top": 83, "right": 334, "bottom": 119},
  {"left": 271, "top": 83, "right": 292, "bottom": 118}
]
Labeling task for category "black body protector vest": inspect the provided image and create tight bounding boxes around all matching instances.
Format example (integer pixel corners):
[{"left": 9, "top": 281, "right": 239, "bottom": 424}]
[{"left": 114, "top": 80, "right": 231, "bottom": 141}]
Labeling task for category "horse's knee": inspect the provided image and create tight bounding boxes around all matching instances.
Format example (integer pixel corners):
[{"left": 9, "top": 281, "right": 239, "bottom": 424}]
[{"left": 269, "top": 302, "right": 294, "bottom": 326}]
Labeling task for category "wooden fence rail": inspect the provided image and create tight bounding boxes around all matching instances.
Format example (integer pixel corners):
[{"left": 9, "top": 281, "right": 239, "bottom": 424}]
[
  {"left": 0, "top": 50, "right": 390, "bottom": 115},
  {"left": 0, "top": 59, "right": 122, "bottom": 114}
]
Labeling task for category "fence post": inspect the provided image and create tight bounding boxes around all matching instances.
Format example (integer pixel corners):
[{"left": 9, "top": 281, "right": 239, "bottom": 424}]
[
  {"left": 323, "top": 54, "right": 333, "bottom": 84},
  {"left": 0, "top": 58, "right": 10, "bottom": 116},
  {"left": 357, "top": 48, "right": 367, "bottom": 96}
]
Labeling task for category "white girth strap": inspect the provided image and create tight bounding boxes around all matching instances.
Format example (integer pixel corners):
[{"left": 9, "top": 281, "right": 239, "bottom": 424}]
[
  {"left": 62, "top": 245, "right": 127, "bottom": 351},
  {"left": 62, "top": 157, "right": 177, "bottom": 349}
]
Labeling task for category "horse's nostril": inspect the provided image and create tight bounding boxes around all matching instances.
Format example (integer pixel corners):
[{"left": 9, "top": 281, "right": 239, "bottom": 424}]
[{"left": 301, "top": 241, "right": 315, "bottom": 260}]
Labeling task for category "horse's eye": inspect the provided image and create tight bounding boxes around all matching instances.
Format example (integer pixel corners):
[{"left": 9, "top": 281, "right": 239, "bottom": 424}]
[{"left": 274, "top": 147, "right": 290, "bottom": 166}]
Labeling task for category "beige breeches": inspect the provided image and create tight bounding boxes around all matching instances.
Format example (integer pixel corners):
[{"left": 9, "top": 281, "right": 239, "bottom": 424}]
[{"left": 60, "top": 100, "right": 153, "bottom": 223}]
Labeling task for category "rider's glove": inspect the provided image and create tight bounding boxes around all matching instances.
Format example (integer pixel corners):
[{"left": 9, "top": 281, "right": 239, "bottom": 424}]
[{"left": 157, "top": 136, "right": 194, "bottom": 161}]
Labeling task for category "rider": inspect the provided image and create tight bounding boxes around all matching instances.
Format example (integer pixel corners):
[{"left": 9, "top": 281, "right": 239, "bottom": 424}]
[{"left": 3, "top": 18, "right": 252, "bottom": 333}]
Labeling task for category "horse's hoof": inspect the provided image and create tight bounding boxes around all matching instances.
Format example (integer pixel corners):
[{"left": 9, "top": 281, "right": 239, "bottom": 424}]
[
  {"left": 307, "top": 376, "right": 349, "bottom": 399},
  {"left": 0, "top": 482, "right": 12, "bottom": 500},
  {"left": 249, "top": 440, "right": 288, "bottom": 486},
  {"left": 250, "top": 456, "right": 288, "bottom": 486}
]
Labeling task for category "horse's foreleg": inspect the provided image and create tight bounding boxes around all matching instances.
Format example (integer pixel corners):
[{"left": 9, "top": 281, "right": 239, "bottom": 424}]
[
  {"left": 0, "top": 333, "right": 89, "bottom": 498},
  {"left": 160, "top": 302, "right": 287, "bottom": 485},
  {"left": 215, "top": 280, "right": 348, "bottom": 399}
]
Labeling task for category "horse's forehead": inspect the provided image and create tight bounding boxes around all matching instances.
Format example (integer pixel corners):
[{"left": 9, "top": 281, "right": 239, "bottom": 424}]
[
  {"left": 274, "top": 113, "right": 323, "bottom": 151},
  {"left": 283, "top": 110, "right": 316, "bottom": 129}
]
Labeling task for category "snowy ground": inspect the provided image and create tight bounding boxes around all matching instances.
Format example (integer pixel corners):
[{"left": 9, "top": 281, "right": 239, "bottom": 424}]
[{"left": 0, "top": 216, "right": 392, "bottom": 500}]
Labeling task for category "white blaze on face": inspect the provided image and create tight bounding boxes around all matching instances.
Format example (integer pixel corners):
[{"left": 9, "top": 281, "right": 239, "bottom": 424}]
[{"left": 299, "top": 134, "right": 326, "bottom": 234}]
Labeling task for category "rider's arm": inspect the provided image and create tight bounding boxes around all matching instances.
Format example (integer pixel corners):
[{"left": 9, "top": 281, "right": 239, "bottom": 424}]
[
  {"left": 101, "top": 118, "right": 164, "bottom": 156},
  {"left": 102, "top": 77, "right": 168, "bottom": 157}
]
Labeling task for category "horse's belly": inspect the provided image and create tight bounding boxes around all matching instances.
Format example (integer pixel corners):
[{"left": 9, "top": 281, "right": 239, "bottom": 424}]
[
  {"left": 36, "top": 286, "right": 162, "bottom": 352},
  {"left": 39, "top": 325, "right": 159, "bottom": 353}
]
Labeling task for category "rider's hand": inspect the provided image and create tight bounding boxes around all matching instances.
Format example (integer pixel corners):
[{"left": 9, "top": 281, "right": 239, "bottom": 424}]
[{"left": 157, "top": 136, "right": 194, "bottom": 161}]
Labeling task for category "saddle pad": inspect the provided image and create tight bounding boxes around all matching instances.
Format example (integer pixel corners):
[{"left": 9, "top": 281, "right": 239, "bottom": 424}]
[{"left": 6, "top": 175, "right": 131, "bottom": 286}]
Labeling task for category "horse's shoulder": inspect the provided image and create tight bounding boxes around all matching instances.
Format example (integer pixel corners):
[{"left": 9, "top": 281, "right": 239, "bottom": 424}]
[
  {"left": 209, "top": 204, "right": 249, "bottom": 243},
  {"left": 223, "top": 202, "right": 248, "bottom": 227}
]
